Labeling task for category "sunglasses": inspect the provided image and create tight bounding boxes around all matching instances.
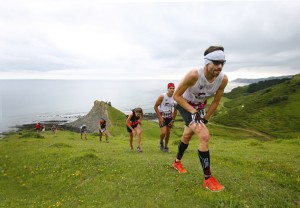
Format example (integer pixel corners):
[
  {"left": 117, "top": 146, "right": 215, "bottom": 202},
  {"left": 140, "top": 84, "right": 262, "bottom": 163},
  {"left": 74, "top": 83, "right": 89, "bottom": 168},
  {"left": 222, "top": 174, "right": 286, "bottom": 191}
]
[
  {"left": 169, "top": 88, "right": 175, "bottom": 90},
  {"left": 205, "top": 58, "right": 226, "bottom": 66}
]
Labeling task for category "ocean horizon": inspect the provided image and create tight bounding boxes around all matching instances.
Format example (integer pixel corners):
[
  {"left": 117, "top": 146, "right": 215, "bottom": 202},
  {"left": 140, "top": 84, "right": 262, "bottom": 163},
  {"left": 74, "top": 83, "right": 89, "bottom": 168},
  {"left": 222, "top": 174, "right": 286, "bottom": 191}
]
[{"left": 0, "top": 79, "right": 247, "bottom": 133}]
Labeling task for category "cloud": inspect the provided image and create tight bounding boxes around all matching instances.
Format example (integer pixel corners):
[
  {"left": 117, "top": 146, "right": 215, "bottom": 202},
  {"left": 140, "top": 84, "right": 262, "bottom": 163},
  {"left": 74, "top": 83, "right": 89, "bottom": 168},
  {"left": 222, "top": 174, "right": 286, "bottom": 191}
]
[{"left": 0, "top": 0, "right": 299, "bottom": 80}]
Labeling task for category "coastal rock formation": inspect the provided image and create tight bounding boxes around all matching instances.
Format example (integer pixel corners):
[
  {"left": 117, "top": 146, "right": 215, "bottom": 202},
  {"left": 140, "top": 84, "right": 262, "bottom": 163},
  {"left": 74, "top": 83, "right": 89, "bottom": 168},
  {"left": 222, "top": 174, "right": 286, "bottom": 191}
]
[{"left": 64, "top": 100, "right": 110, "bottom": 133}]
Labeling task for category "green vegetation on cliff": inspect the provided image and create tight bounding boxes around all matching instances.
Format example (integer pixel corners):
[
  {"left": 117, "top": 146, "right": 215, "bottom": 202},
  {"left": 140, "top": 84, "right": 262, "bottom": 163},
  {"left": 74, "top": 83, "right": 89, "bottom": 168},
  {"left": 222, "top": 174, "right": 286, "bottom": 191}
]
[{"left": 211, "top": 74, "right": 300, "bottom": 138}]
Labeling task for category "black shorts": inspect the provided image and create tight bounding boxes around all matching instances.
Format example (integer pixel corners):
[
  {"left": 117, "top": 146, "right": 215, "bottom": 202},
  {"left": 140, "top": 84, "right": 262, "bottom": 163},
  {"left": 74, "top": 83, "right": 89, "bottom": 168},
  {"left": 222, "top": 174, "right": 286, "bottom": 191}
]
[
  {"left": 159, "top": 117, "right": 173, "bottom": 128},
  {"left": 177, "top": 104, "right": 206, "bottom": 126},
  {"left": 126, "top": 124, "right": 139, "bottom": 133},
  {"left": 177, "top": 104, "right": 193, "bottom": 127}
]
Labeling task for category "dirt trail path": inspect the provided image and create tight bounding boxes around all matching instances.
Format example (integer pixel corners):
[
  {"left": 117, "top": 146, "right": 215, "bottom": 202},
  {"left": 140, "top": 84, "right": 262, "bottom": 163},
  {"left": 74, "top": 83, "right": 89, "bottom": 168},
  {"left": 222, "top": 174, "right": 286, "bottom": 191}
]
[{"left": 210, "top": 123, "right": 274, "bottom": 141}]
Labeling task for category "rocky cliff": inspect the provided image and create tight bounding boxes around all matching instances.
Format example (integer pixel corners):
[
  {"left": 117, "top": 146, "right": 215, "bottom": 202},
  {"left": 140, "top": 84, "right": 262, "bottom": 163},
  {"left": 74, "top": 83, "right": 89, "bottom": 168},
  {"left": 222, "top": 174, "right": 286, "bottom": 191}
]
[{"left": 64, "top": 100, "right": 111, "bottom": 133}]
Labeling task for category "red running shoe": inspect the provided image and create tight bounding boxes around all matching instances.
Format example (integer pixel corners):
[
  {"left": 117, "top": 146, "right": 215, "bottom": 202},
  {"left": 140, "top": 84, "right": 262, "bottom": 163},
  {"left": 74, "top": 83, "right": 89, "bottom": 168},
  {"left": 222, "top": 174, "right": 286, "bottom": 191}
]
[
  {"left": 172, "top": 161, "right": 187, "bottom": 174},
  {"left": 203, "top": 176, "right": 225, "bottom": 192}
]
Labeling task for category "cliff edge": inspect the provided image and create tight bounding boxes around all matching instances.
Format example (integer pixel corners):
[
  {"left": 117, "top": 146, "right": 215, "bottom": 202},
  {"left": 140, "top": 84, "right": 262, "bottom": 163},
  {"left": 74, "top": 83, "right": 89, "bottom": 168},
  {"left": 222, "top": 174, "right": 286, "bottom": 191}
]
[{"left": 64, "top": 100, "right": 111, "bottom": 133}]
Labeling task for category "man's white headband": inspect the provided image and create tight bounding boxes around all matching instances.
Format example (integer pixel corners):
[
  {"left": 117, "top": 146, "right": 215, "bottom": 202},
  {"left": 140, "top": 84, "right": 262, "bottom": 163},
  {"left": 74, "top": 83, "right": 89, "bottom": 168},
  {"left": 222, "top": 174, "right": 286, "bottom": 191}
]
[{"left": 204, "top": 50, "right": 226, "bottom": 66}]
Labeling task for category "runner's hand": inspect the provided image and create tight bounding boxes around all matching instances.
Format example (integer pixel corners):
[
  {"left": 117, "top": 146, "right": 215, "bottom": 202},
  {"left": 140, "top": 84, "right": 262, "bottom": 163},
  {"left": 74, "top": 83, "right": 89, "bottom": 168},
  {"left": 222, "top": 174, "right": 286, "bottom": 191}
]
[
  {"left": 200, "top": 118, "right": 208, "bottom": 124},
  {"left": 191, "top": 112, "right": 208, "bottom": 124},
  {"left": 159, "top": 117, "right": 164, "bottom": 125},
  {"left": 167, "top": 120, "right": 174, "bottom": 127}
]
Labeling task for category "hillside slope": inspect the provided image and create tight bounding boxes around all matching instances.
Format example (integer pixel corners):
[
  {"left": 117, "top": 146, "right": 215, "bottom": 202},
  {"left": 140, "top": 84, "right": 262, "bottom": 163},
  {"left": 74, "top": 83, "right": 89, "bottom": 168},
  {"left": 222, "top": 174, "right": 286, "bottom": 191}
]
[
  {"left": 211, "top": 74, "right": 300, "bottom": 138},
  {"left": 1, "top": 121, "right": 299, "bottom": 207}
]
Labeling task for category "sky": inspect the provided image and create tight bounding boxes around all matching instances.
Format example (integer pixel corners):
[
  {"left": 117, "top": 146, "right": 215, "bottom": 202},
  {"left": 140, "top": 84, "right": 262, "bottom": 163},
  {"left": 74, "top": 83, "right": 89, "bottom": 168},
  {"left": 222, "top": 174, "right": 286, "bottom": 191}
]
[{"left": 0, "top": 0, "right": 300, "bottom": 81}]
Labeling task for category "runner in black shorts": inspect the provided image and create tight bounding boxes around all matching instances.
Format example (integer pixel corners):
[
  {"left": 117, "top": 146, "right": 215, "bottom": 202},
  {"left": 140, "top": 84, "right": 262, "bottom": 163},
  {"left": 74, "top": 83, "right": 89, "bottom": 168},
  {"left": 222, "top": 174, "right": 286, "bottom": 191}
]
[
  {"left": 154, "top": 83, "right": 177, "bottom": 152},
  {"left": 126, "top": 107, "right": 143, "bottom": 152},
  {"left": 99, "top": 116, "right": 108, "bottom": 143},
  {"left": 172, "top": 46, "right": 228, "bottom": 192},
  {"left": 80, "top": 124, "right": 87, "bottom": 140}
]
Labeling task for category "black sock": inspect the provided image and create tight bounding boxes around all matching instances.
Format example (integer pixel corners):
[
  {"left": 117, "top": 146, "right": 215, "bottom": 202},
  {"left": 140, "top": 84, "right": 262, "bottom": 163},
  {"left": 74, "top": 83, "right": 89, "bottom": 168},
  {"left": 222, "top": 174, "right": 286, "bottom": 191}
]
[
  {"left": 198, "top": 150, "right": 211, "bottom": 179},
  {"left": 176, "top": 141, "right": 189, "bottom": 160}
]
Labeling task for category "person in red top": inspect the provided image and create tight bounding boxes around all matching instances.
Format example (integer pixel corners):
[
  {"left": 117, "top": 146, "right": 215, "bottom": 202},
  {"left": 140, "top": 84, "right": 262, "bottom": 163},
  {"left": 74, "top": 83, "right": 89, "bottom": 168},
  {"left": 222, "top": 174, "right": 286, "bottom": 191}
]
[
  {"left": 35, "top": 122, "right": 41, "bottom": 133},
  {"left": 99, "top": 116, "right": 108, "bottom": 143},
  {"left": 126, "top": 107, "right": 143, "bottom": 152}
]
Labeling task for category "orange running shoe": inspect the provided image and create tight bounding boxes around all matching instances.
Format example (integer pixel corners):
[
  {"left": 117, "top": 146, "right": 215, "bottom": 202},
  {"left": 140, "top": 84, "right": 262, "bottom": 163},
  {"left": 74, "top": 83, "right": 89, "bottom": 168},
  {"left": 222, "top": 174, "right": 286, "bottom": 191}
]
[
  {"left": 203, "top": 176, "right": 225, "bottom": 192},
  {"left": 172, "top": 161, "right": 187, "bottom": 173}
]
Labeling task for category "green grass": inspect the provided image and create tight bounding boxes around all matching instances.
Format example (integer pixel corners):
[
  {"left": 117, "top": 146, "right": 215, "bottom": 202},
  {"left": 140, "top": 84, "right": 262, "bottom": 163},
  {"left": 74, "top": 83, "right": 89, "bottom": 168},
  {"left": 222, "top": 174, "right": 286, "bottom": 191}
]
[{"left": 1, "top": 120, "right": 299, "bottom": 207}]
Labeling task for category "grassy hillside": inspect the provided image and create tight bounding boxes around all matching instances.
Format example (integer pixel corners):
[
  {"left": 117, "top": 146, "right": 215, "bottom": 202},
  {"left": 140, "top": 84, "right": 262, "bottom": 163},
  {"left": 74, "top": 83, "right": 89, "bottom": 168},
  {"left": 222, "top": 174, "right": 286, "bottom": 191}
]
[
  {"left": 227, "top": 77, "right": 292, "bottom": 99},
  {"left": 105, "top": 104, "right": 128, "bottom": 137},
  {"left": 1, "top": 117, "right": 299, "bottom": 207},
  {"left": 1, "top": 83, "right": 300, "bottom": 207},
  {"left": 211, "top": 74, "right": 300, "bottom": 138}
]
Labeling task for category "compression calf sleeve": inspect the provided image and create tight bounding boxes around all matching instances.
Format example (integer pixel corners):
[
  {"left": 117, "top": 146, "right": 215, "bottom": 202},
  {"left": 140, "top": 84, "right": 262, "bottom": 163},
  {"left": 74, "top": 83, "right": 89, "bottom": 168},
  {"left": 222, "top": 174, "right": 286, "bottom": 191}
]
[
  {"left": 198, "top": 150, "right": 211, "bottom": 179},
  {"left": 176, "top": 141, "right": 189, "bottom": 160}
]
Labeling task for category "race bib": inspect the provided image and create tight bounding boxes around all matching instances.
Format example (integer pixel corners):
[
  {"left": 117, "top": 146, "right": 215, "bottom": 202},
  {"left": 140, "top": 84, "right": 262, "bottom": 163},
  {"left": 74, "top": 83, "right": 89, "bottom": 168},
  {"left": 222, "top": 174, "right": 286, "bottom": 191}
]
[{"left": 161, "top": 109, "right": 172, "bottom": 118}]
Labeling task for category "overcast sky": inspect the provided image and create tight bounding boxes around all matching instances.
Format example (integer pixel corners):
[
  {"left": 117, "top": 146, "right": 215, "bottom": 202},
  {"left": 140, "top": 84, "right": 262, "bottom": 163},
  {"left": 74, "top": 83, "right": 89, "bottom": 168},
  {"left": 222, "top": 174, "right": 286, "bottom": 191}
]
[{"left": 0, "top": 0, "right": 299, "bottom": 81}]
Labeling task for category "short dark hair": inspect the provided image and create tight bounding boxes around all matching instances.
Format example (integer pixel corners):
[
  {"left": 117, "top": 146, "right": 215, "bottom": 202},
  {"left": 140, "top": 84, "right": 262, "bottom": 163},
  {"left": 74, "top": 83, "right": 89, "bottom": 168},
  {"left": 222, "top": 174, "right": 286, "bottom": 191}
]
[{"left": 204, "top": 46, "right": 224, "bottom": 56}]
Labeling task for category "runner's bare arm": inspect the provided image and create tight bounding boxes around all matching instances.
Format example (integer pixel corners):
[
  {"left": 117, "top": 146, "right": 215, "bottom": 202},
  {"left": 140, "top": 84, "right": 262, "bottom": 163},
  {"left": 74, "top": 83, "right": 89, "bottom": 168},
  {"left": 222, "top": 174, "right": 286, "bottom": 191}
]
[
  {"left": 173, "top": 69, "right": 198, "bottom": 114},
  {"left": 154, "top": 94, "right": 164, "bottom": 123}
]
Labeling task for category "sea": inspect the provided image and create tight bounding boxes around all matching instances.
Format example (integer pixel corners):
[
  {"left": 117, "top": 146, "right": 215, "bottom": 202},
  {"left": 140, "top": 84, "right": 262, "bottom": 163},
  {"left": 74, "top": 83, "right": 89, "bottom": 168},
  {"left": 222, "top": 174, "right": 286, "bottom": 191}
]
[{"left": 0, "top": 79, "right": 247, "bottom": 134}]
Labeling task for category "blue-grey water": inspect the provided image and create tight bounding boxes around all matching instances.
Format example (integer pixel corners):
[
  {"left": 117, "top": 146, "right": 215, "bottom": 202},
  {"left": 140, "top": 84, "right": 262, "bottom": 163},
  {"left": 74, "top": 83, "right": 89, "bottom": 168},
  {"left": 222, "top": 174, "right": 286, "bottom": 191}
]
[{"left": 0, "top": 79, "right": 245, "bottom": 133}]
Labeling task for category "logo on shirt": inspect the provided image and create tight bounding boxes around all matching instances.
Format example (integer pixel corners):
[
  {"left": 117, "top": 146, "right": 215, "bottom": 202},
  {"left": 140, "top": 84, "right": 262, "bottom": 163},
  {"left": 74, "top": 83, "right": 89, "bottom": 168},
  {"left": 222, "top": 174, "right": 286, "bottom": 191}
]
[
  {"left": 195, "top": 93, "right": 206, "bottom": 99},
  {"left": 164, "top": 100, "right": 174, "bottom": 107}
]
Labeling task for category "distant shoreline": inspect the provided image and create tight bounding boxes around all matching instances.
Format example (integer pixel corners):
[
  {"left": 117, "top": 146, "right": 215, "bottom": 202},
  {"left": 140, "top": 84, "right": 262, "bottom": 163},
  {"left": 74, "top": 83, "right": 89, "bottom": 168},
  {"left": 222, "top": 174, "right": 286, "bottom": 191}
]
[{"left": 0, "top": 113, "right": 158, "bottom": 136}]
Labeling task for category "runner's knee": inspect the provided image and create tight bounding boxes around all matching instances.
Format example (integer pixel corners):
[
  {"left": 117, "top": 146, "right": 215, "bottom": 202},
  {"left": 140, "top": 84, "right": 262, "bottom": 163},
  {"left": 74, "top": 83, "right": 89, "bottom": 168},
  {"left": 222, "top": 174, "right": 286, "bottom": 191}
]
[{"left": 200, "top": 134, "right": 210, "bottom": 143}]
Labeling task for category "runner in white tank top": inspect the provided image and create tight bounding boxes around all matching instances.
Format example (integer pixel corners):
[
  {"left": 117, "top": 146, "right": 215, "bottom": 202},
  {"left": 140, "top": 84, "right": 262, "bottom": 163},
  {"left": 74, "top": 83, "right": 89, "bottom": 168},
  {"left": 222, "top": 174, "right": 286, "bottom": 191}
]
[
  {"left": 172, "top": 46, "right": 228, "bottom": 192},
  {"left": 159, "top": 93, "right": 176, "bottom": 118},
  {"left": 182, "top": 67, "right": 225, "bottom": 117},
  {"left": 183, "top": 67, "right": 224, "bottom": 108},
  {"left": 154, "top": 83, "right": 178, "bottom": 152}
]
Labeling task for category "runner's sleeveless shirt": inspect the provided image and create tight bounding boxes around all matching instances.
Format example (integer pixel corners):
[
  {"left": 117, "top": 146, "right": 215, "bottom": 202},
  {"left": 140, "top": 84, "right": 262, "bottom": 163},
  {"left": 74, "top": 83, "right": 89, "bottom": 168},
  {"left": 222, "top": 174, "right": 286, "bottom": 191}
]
[
  {"left": 183, "top": 67, "right": 224, "bottom": 110},
  {"left": 159, "top": 93, "right": 175, "bottom": 118}
]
